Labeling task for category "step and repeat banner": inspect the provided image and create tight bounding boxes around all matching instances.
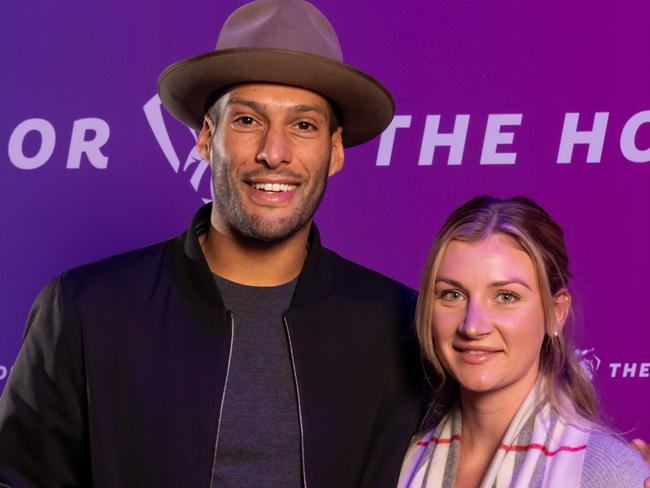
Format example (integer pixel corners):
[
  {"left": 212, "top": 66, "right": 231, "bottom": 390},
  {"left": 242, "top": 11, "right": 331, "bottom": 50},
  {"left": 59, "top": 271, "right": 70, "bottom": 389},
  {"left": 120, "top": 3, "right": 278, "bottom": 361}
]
[{"left": 2, "top": 0, "right": 649, "bottom": 440}]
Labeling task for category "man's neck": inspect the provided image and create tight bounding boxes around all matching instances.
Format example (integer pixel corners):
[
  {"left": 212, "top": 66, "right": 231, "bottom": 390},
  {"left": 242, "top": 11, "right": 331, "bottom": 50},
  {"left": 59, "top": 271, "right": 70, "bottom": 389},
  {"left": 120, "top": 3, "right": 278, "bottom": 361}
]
[{"left": 199, "top": 221, "right": 311, "bottom": 287}]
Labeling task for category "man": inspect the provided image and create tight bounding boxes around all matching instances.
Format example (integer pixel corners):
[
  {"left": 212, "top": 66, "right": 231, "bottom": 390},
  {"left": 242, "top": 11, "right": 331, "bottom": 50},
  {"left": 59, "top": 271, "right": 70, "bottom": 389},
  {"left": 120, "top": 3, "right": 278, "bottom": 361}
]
[{"left": 0, "top": 1, "right": 422, "bottom": 487}]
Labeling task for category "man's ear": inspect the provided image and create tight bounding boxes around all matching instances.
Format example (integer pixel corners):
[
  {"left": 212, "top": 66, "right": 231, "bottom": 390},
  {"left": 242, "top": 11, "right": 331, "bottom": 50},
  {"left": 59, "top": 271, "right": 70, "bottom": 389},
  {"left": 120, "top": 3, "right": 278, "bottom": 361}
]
[
  {"left": 551, "top": 289, "right": 572, "bottom": 333},
  {"left": 197, "top": 116, "right": 214, "bottom": 164},
  {"left": 328, "top": 126, "right": 345, "bottom": 177}
]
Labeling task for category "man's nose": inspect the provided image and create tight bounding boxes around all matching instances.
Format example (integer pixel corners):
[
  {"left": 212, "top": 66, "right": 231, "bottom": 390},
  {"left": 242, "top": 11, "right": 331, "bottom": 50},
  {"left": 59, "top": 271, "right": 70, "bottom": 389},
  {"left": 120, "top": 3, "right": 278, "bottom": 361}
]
[
  {"left": 458, "top": 300, "right": 493, "bottom": 338},
  {"left": 256, "top": 125, "right": 291, "bottom": 168}
]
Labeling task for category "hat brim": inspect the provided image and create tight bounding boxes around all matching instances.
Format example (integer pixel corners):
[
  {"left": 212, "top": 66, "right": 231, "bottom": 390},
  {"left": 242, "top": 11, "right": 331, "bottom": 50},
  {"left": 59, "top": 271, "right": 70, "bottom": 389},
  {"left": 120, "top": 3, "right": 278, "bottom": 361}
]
[{"left": 157, "top": 48, "right": 394, "bottom": 147}]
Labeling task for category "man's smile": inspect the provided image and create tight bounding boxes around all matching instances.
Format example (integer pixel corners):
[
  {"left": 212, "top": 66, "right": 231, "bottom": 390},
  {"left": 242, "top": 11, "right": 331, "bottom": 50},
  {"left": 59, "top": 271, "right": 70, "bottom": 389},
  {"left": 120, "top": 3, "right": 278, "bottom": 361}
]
[
  {"left": 243, "top": 177, "right": 303, "bottom": 205},
  {"left": 250, "top": 182, "right": 298, "bottom": 192}
]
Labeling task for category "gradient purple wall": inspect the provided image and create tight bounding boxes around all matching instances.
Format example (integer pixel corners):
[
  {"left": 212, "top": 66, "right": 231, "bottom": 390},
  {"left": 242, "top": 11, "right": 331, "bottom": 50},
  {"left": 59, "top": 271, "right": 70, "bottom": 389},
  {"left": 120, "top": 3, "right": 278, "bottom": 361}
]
[{"left": 1, "top": 0, "right": 648, "bottom": 441}]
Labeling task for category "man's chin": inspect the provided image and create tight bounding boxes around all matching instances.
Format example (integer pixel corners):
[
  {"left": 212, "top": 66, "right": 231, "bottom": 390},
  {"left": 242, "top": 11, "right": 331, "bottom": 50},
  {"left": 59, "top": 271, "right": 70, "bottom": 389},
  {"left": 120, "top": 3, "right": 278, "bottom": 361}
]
[{"left": 234, "top": 215, "right": 310, "bottom": 243}]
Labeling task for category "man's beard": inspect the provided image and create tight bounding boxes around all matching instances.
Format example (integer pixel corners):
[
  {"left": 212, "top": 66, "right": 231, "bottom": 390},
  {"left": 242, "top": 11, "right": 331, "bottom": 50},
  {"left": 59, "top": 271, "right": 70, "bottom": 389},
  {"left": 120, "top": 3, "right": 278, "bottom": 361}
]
[{"left": 211, "top": 153, "right": 330, "bottom": 242}]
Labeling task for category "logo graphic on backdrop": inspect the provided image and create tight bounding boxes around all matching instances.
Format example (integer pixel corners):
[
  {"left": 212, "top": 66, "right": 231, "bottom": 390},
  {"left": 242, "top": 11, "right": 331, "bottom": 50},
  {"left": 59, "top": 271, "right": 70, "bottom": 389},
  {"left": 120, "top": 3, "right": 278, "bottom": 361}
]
[
  {"left": 144, "top": 95, "right": 212, "bottom": 202},
  {"left": 575, "top": 347, "right": 601, "bottom": 380},
  {"left": 0, "top": 365, "right": 11, "bottom": 382}
]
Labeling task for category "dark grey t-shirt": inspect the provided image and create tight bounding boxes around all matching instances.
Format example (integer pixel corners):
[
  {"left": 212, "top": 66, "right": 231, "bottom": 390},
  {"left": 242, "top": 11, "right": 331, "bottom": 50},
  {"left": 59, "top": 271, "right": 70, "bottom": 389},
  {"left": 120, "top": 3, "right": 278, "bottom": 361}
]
[{"left": 212, "top": 274, "right": 301, "bottom": 487}]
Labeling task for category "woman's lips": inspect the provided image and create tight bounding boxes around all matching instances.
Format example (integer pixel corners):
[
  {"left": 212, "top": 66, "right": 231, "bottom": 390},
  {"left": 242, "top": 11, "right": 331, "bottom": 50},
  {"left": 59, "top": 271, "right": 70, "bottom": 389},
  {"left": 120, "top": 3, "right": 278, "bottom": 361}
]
[{"left": 453, "top": 345, "right": 502, "bottom": 364}]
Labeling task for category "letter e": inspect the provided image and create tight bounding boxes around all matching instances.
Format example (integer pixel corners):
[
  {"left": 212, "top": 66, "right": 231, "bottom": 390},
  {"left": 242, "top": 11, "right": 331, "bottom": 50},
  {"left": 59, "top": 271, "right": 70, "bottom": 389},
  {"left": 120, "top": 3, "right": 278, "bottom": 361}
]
[
  {"left": 639, "top": 363, "right": 650, "bottom": 378},
  {"left": 480, "top": 114, "right": 522, "bottom": 165}
]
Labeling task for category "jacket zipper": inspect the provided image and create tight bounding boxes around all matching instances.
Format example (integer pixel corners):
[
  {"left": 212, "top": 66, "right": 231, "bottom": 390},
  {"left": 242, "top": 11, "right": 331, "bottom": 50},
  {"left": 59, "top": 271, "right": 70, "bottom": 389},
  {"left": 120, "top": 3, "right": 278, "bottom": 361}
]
[
  {"left": 284, "top": 315, "right": 308, "bottom": 488},
  {"left": 209, "top": 313, "right": 235, "bottom": 487}
]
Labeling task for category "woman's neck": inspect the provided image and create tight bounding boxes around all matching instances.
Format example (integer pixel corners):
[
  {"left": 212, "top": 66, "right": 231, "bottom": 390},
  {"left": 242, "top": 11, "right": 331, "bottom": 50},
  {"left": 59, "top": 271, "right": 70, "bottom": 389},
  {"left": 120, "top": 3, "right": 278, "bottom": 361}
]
[
  {"left": 458, "top": 373, "right": 540, "bottom": 452},
  {"left": 459, "top": 389, "right": 525, "bottom": 455},
  {"left": 453, "top": 375, "right": 539, "bottom": 487}
]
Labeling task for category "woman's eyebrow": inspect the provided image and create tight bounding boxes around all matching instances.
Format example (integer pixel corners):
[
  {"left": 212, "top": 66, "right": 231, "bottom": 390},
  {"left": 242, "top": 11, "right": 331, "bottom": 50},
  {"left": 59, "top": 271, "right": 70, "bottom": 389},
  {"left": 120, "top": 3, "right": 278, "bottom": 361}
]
[
  {"left": 435, "top": 277, "right": 532, "bottom": 291},
  {"left": 435, "top": 277, "right": 467, "bottom": 292},
  {"left": 488, "top": 279, "right": 532, "bottom": 290}
]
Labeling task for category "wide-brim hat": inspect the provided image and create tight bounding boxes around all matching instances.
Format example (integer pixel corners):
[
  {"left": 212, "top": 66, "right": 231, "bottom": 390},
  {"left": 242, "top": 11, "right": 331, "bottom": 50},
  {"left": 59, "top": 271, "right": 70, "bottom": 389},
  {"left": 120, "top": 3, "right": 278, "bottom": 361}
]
[{"left": 157, "top": 0, "right": 394, "bottom": 147}]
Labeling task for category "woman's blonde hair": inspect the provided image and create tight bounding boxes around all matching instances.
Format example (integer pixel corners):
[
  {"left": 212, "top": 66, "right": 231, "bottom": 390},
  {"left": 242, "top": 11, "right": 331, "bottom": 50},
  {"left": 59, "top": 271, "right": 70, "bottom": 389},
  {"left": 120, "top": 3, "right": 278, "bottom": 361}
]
[{"left": 416, "top": 196, "right": 599, "bottom": 430}]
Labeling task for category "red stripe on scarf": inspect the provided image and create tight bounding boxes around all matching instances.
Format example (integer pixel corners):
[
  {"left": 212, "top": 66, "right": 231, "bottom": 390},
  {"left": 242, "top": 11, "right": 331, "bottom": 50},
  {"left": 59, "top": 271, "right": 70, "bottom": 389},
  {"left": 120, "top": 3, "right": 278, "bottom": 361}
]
[
  {"left": 416, "top": 434, "right": 462, "bottom": 446},
  {"left": 416, "top": 436, "right": 587, "bottom": 457},
  {"left": 499, "top": 442, "right": 588, "bottom": 457}
]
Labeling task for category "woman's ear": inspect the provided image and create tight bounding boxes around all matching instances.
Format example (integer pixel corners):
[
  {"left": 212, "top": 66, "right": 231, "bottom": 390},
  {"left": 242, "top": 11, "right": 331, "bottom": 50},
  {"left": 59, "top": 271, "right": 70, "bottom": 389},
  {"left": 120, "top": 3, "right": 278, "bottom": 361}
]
[{"left": 551, "top": 289, "right": 572, "bottom": 333}]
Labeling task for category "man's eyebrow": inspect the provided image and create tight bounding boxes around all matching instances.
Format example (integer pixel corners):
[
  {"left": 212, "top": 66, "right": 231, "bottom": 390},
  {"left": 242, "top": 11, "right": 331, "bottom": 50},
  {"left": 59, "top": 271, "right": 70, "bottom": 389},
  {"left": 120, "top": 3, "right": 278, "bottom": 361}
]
[
  {"left": 226, "top": 98, "right": 263, "bottom": 112},
  {"left": 292, "top": 104, "right": 328, "bottom": 117},
  {"left": 226, "top": 99, "right": 327, "bottom": 118}
]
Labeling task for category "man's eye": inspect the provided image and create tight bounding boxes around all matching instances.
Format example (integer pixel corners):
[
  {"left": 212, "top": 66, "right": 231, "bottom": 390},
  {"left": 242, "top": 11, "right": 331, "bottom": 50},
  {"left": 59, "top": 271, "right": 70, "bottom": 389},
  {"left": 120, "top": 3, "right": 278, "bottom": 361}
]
[
  {"left": 235, "top": 116, "right": 255, "bottom": 125},
  {"left": 296, "top": 121, "right": 315, "bottom": 131}
]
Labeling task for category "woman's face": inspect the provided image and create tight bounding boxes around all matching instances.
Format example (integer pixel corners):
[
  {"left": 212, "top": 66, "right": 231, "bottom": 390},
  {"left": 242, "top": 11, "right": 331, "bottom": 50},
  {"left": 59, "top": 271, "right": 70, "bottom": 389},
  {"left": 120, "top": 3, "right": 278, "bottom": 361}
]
[{"left": 431, "top": 233, "right": 547, "bottom": 400}]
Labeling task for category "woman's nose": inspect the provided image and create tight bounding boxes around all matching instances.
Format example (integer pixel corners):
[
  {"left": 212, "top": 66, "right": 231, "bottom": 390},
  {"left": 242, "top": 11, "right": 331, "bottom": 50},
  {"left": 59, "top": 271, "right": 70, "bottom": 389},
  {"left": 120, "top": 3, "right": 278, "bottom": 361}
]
[{"left": 458, "top": 300, "right": 493, "bottom": 338}]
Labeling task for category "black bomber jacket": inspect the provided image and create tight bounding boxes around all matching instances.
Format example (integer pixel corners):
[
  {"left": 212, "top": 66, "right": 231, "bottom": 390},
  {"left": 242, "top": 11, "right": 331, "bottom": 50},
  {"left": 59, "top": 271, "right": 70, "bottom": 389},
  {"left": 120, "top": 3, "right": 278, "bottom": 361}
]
[{"left": 0, "top": 204, "right": 422, "bottom": 488}]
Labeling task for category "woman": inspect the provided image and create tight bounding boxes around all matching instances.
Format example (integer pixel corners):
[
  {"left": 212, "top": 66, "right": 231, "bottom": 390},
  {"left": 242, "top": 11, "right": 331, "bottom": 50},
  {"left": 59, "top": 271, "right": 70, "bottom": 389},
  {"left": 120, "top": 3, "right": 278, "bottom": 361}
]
[{"left": 399, "top": 196, "right": 649, "bottom": 487}]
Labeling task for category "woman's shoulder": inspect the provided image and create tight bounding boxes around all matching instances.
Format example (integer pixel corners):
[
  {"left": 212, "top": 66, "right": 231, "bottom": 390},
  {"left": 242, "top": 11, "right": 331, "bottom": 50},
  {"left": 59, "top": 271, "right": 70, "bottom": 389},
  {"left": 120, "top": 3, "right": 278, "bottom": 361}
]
[{"left": 581, "top": 431, "right": 649, "bottom": 487}]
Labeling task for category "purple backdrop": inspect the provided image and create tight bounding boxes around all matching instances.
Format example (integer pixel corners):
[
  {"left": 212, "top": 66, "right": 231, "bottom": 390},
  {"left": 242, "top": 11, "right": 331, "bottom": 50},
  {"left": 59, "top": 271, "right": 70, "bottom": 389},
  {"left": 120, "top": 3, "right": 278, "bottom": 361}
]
[{"left": 2, "top": 0, "right": 649, "bottom": 442}]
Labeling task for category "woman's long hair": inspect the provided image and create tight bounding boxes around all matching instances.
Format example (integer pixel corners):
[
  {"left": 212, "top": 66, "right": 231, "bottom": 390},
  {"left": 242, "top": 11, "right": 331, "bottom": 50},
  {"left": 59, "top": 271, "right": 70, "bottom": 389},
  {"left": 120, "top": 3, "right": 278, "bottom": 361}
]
[{"left": 416, "top": 196, "right": 599, "bottom": 431}]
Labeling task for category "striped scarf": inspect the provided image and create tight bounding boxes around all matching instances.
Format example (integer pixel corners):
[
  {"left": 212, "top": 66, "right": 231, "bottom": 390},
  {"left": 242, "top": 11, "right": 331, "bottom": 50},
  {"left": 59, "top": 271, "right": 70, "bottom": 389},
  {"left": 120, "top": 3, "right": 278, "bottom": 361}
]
[{"left": 398, "top": 384, "right": 591, "bottom": 487}]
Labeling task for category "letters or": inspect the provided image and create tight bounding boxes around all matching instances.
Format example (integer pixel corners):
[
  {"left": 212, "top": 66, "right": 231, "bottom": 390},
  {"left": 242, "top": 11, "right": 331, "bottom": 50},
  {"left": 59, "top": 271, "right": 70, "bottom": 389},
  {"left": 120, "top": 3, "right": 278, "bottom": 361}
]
[{"left": 7, "top": 117, "right": 110, "bottom": 169}]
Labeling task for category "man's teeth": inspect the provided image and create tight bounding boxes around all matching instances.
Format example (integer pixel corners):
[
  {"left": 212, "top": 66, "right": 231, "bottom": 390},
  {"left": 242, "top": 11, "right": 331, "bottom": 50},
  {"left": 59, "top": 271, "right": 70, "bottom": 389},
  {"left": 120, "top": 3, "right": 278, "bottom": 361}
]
[{"left": 252, "top": 182, "right": 297, "bottom": 192}]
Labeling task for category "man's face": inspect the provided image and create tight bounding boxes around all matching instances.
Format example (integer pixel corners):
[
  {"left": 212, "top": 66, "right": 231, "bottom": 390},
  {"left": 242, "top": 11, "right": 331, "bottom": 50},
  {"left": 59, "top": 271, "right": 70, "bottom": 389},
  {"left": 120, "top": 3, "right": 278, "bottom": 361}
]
[{"left": 198, "top": 83, "right": 344, "bottom": 241}]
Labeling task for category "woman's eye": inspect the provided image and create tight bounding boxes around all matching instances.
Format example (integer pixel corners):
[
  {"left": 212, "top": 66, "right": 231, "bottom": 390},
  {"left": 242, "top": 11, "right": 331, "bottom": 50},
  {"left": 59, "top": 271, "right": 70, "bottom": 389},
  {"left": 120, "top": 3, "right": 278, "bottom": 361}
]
[
  {"left": 496, "top": 292, "right": 518, "bottom": 304},
  {"left": 440, "top": 290, "right": 463, "bottom": 301}
]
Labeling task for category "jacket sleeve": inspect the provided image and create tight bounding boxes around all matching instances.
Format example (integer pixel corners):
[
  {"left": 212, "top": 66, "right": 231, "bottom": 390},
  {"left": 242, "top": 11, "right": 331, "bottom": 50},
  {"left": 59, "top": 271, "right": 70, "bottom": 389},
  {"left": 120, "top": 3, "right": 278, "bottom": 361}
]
[
  {"left": 360, "top": 292, "right": 425, "bottom": 488},
  {"left": 0, "top": 276, "right": 90, "bottom": 487}
]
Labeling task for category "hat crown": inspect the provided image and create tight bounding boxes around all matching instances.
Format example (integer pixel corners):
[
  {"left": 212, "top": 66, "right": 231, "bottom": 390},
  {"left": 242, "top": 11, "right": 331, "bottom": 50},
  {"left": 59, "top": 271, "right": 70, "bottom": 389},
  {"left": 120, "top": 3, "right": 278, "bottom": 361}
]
[{"left": 215, "top": 0, "right": 343, "bottom": 62}]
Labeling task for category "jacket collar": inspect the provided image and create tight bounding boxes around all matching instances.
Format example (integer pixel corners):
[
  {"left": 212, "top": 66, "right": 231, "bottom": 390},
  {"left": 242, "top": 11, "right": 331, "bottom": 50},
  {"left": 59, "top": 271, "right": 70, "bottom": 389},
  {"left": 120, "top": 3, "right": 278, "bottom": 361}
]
[{"left": 179, "top": 203, "right": 334, "bottom": 311}]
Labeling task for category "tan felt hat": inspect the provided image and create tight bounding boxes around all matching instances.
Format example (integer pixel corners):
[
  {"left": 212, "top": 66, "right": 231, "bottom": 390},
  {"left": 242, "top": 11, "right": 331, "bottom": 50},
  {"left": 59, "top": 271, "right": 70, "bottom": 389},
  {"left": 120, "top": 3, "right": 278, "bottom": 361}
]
[{"left": 157, "top": 0, "right": 395, "bottom": 147}]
